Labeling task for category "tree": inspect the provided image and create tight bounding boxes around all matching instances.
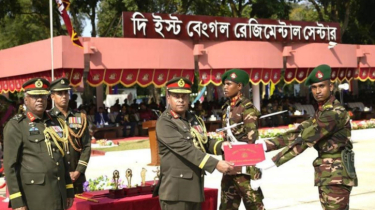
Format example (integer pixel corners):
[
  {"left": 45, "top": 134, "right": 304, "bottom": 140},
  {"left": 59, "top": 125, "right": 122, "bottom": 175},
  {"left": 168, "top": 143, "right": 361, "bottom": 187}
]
[
  {"left": 0, "top": 0, "right": 85, "bottom": 49},
  {"left": 70, "top": 0, "right": 99, "bottom": 37}
]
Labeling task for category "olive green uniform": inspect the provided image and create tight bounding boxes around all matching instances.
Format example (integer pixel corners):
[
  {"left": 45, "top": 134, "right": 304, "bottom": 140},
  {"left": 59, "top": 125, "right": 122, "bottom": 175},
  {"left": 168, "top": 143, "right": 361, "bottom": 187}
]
[
  {"left": 49, "top": 107, "right": 91, "bottom": 194},
  {"left": 155, "top": 108, "right": 224, "bottom": 210},
  {"left": 3, "top": 112, "right": 74, "bottom": 210}
]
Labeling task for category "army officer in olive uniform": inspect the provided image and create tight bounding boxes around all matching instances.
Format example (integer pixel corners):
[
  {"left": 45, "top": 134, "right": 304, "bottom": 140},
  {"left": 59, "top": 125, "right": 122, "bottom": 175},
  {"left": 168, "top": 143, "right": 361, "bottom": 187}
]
[
  {"left": 49, "top": 78, "right": 91, "bottom": 194},
  {"left": 155, "top": 77, "right": 235, "bottom": 210},
  {"left": 3, "top": 78, "right": 74, "bottom": 210}
]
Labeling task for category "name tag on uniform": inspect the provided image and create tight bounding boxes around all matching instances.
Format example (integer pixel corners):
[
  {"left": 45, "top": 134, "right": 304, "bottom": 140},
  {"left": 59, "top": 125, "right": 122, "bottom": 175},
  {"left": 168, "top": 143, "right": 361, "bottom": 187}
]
[
  {"left": 69, "top": 117, "right": 82, "bottom": 129},
  {"left": 51, "top": 126, "right": 63, "bottom": 137},
  {"left": 29, "top": 126, "right": 40, "bottom": 135}
]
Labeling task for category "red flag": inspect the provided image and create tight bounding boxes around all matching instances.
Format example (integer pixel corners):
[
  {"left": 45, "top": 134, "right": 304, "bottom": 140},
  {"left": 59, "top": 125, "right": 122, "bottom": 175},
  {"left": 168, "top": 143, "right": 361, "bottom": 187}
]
[{"left": 55, "top": 0, "right": 83, "bottom": 48}]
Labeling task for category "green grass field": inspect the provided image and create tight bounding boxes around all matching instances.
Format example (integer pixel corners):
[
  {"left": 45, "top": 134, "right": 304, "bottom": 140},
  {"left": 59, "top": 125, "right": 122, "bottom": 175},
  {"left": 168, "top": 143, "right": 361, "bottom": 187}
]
[{"left": 94, "top": 140, "right": 150, "bottom": 152}]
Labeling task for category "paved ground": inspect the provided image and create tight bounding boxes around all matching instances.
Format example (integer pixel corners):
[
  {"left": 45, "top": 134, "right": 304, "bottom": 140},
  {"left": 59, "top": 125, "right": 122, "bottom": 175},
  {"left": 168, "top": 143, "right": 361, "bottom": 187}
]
[{"left": 1, "top": 135, "right": 374, "bottom": 209}]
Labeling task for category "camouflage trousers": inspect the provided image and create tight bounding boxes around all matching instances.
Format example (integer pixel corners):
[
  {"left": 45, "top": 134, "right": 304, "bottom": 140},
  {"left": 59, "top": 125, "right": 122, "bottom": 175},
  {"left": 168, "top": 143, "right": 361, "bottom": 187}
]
[
  {"left": 219, "top": 174, "right": 264, "bottom": 210},
  {"left": 318, "top": 185, "right": 352, "bottom": 210}
]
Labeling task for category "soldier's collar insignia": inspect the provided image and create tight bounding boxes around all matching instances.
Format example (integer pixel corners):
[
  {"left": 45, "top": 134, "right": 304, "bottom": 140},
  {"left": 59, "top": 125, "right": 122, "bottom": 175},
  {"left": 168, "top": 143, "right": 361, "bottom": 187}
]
[
  {"left": 170, "top": 110, "right": 179, "bottom": 119},
  {"left": 177, "top": 79, "right": 185, "bottom": 87},
  {"left": 35, "top": 79, "right": 43, "bottom": 88},
  {"left": 315, "top": 70, "right": 323, "bottom": 80},
  {"left": 27, "top": 112, "right": 36, "bottom": 122},
  {"left": 230, "top": 94, "right": 242, "bottom": 106}
]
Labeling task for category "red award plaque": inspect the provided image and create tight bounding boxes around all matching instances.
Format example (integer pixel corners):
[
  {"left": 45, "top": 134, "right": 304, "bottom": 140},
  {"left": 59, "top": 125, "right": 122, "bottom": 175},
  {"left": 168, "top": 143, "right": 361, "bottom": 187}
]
[{"left": 223, "top": 144, "right": 265, "bottom": 166}]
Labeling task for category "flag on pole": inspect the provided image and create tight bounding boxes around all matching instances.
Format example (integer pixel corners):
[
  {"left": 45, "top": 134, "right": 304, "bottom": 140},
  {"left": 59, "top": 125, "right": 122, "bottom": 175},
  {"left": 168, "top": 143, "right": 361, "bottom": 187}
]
[
  {"left": 55, "top": 0, "right": 83, "bottom": 48},
  {"left": 270, "top": 82, "right": 275, "bottom": 97}
]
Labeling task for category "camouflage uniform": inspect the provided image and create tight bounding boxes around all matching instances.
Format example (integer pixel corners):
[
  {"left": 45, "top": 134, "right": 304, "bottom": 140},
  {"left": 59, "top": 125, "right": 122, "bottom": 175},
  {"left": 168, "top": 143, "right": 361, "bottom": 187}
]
[
  {"left": 267, "top": 95, "right": 357, "bottom": 210},
  {"left": 220, "top": 95, "right": 264, "bottom": 210}
]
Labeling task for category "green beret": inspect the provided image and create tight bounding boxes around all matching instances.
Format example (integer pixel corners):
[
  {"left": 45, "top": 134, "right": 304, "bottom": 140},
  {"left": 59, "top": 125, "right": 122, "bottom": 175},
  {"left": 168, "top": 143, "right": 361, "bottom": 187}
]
[
  {"left": 305, "top": 64, "right": 331, "bottom": 86},
  {"left": 22, "top": 78, "right": 50, "bottom": 95},
  {"left": 166, "top": 77, "right": 192, "bottom": 94},
  {"left": 50, "top": 78, "right": 71, "bottom": 92},
  {"left": 221, "top": 69, "right": 249, "bottom": 86}
]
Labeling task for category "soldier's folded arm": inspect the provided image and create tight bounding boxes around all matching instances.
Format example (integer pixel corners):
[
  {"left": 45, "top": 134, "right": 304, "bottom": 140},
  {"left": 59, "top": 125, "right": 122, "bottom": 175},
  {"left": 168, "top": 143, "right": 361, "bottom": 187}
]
[
  {"left": 272, "top": 111, "right": 338, "bottom": 166},
  {"left": 157, "top": 119, "right": 219, "bottom": 173},
  {"left": 76, "top": 127, "right": 91, "bottom": 174},
  {"left": 265, "top": 118, "right": 313, "bottom": 151},
  {"left": 3, "top": 120, "right": 26, "bottom": 208}
]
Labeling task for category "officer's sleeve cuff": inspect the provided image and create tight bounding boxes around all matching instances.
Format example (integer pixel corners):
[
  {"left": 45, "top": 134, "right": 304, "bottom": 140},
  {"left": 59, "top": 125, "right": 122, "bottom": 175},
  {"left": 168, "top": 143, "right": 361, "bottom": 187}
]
[
  {"left": 271, "top": 156, "right": 282, "bottom": 167},
  {"left": 77, "top": 160, "right": 88, "bottom": 173},
  {"left": 199, "top": 155, "right": 219, "bottom": 173},
  {"left": 9, "top": 192, "right": 25, "bottom": 209},
  {"left": 214, "top": 140, "right": 223, "bottom": 155}
]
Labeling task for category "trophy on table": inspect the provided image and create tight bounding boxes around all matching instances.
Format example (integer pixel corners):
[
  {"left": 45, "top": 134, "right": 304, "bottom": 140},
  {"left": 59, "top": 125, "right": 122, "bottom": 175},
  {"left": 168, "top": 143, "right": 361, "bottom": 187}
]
[
  {"left": 124, "top": 168, "right": 138, "bottom": 196},
  {"left": 126, "top": 168, "right": 133, "bottom": 188},
  {"left": 113, "top": 170, "right": 120, "bottom": 189},
  {"left": 109, "top": 170, "right": 125, "bottom": 198},
  {"left": 141, "top": 168, "right": 147, "bottom": 186},
  {"left": 138, "top": 167, "right": 153, "bottom": 195},
  {"left": 153, "top": 167, "right": 160, "bottom": 185}
]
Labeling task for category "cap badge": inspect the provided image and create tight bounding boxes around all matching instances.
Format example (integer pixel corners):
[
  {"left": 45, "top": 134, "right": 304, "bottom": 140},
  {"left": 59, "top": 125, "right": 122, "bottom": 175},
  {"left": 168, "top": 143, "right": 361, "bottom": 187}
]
[
  {"left": 35, "top": 79, "right": 43, "bottom": 88},
  {"left": 230, "top": 73, "right": 237, "bottom": 79},
  {"left": 178, "top": 79, "right": 185, "bottom": 87},
  {"left": 61, "top": 79, "right": 65, "bottom": 84},
  {"left": 316, "top": 70, "right": 323, "bottom": 80}
]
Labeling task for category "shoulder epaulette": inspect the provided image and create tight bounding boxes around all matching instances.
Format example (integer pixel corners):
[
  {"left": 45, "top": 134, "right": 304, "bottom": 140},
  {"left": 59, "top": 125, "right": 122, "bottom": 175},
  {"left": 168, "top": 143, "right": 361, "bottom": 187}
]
[
  {"left": 221, "top": 103, "right": 229, "bottom": 110},
  {"left": 323, "top": 104, "right": 333, "bottom": 110},
  {"left": 11, "top": 113, "right": 25, "bottom": 122},
  {"left": 244, "top": 102, "right": 254, "bottom": 109}
]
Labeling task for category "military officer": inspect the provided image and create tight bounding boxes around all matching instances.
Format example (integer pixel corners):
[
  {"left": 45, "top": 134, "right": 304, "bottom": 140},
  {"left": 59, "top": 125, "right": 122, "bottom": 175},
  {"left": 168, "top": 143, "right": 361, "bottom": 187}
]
[
  {"left": 256, "top": 64, "right": 358, "bottom": 210},
  {"left": 155, "top": 77, "right": 234, "bottom": 210},
  {"left": 49, "top": 78, "right": 91, "bottom": 194},
  {"left": 3, "top": 78, "right": 74, "bottom": 210},
  {"left": 219, "top": 69, "right": 264, "bottom": 210}
]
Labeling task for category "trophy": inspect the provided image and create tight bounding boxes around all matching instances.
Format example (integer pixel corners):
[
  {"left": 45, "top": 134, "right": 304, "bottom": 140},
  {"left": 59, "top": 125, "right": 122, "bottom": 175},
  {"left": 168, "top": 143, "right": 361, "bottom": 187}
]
[
  {"left": 141, "top": 168, "right": 147, "bottom": 186},
  {"left": 126, "top": 168, "right": 133, "bottom": 188},
  {"left": 153, "top": 167, "right": 160, "bottom": 185},
  {"left": 124, "top": 168, "right": 138, "bottom": 196},
  {"left": 109, "top": 170, "right": 124, "bottom": 198},
  {"left": 138, "top": 167, "right": 153, "bottom": 195}
]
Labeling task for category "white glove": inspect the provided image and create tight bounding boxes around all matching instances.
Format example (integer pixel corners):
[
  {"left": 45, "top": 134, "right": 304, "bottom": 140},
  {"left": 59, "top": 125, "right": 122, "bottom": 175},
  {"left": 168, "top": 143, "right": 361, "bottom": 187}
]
[
  {"left": 255, "top": 159, "right": 276, "bottom": 170},
  {"left": 255, "top": 139, "right": 267, "bottom": 152},
  {"left": 250, "top": 178, "right": 262, "bottom": 191}
]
